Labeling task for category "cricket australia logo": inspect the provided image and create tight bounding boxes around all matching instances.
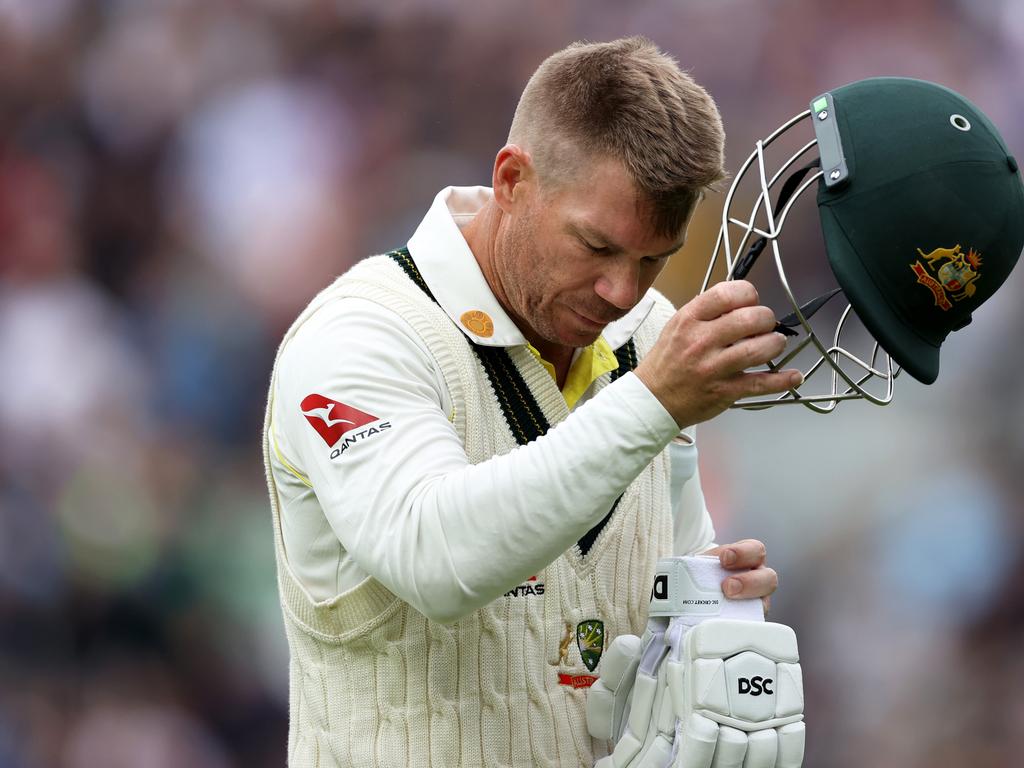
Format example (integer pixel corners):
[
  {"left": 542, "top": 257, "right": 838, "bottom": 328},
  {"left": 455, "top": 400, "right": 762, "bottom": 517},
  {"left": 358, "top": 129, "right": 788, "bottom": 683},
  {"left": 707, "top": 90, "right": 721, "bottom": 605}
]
[
  {"left": 910, "top": 244, "right": 982, "bottom": 311},
  {"left": 576, "top": 620, "right": 604, "bottom": 672}
]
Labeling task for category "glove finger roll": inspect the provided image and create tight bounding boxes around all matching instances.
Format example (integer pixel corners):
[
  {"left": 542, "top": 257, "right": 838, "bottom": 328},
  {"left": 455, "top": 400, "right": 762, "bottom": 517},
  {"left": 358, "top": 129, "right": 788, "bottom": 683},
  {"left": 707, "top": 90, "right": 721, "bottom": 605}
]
[
  {"left": 741, "top": 729, "right": 777, "bottom": 768},
  {"left": 635, "top": 735, "right": 674, "bottom": 768},
  {"left": 674, "top": 713, "right": 718, "bottom": 768},
  {"left": 587, "top": 634, "right": 644, "bottom": 741},
  {"left": 776, "top": 722, "right": 805, "bottom": 768},
  {"left": 710, "top": 726, "right": 748, "bottom": 768}
]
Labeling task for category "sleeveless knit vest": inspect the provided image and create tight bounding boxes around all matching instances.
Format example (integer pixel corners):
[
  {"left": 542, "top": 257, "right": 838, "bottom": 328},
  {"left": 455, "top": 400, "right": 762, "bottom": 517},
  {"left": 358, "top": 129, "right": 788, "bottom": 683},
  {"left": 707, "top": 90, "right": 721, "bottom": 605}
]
[{"left": 263, "top": 253, "right": 675, "bottom": 767}]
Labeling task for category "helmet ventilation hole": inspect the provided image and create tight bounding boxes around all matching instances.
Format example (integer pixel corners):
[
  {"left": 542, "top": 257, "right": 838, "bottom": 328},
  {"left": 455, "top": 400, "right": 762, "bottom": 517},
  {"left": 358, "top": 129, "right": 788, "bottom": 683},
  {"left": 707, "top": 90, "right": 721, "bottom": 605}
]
[{"left": 950, "top": 114, "right": 971, "bottom": 131}]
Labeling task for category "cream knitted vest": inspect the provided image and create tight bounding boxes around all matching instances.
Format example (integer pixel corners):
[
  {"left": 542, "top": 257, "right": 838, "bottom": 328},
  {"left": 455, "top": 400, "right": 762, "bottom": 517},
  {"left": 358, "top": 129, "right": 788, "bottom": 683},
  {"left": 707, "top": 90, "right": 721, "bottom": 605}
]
[{"left": 263, "top": 254, "right": 674, "bottom": 767}]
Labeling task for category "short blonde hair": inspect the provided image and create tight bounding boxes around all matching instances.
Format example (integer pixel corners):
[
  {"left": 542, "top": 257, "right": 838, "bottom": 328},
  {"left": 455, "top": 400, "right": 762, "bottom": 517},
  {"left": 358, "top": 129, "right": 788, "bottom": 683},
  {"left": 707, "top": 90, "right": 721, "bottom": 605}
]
[{"left": 509, "top": 36, "right": 725, "bottom": 238}]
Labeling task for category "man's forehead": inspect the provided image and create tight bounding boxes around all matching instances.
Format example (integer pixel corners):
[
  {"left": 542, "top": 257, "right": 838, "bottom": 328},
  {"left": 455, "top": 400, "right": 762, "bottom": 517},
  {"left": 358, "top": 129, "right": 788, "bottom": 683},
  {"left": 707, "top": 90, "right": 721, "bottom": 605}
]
[{"left": 547, "top": 155, "right": 692, "bottom": 251}]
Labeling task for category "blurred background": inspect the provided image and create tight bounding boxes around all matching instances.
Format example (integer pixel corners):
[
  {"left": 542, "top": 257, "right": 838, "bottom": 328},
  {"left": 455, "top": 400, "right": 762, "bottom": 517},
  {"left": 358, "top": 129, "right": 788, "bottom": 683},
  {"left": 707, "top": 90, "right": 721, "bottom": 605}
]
[{"left": 2, "top": 0, "right": 1022, "bottom": 766}]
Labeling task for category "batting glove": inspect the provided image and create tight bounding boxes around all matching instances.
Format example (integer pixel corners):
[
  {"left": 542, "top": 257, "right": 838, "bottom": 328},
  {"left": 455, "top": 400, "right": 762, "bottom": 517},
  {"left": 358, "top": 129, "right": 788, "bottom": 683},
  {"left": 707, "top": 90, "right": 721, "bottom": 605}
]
[{"left": 587, "top": 557, "right": 805, "bottom": 768}]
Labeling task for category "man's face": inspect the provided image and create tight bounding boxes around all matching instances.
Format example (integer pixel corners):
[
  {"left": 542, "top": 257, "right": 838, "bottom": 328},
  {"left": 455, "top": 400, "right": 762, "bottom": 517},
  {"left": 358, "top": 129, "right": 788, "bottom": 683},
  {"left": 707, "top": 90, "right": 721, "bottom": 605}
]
[{"left": 498, "top": 156, "right": 688, "bottom": 353}]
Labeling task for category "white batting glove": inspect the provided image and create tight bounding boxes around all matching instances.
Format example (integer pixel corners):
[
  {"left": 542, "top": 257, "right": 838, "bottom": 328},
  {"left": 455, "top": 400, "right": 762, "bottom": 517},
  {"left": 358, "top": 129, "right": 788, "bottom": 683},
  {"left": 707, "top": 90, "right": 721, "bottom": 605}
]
[
  {"left": 587, "top": 557, "right": 805, "bottom": 768},
  {"left": 657, "top": 557, "right": 805, "bottom": 768}
]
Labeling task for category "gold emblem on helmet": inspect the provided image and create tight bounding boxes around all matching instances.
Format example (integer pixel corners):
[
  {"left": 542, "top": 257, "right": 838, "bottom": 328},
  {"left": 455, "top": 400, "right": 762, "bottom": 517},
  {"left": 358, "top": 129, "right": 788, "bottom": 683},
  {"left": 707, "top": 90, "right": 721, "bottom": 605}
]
[{"left": 910, "top": 244, "right": 981, "bottom": 311}]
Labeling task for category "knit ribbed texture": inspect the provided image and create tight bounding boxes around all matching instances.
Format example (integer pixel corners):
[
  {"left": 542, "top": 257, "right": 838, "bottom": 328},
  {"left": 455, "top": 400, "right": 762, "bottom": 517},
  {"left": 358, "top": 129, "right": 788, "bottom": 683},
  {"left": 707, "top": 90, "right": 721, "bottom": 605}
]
[{"left": 263, "top": 255, "right": 676, "bottom": 767}]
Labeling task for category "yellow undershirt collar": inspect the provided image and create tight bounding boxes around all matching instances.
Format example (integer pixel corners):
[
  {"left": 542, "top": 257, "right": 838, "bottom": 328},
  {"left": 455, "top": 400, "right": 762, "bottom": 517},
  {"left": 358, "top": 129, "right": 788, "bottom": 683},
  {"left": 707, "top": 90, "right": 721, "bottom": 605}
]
[{"left": 527, "top": 336, "right": 619, "bottom": 409}]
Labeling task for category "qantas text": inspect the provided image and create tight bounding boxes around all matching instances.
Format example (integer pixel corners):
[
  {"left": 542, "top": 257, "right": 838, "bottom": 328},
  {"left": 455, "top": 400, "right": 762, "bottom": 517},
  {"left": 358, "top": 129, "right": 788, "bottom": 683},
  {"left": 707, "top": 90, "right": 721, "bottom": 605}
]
[{"left": 329, "top": 421, "right": 392, "bottom": 458}]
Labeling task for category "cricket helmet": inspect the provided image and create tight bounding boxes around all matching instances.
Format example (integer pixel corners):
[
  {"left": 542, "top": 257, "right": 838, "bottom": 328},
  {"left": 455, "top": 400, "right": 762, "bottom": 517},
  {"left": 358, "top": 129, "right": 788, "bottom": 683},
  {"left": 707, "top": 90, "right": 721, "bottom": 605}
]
[{"left": 706, "top": 77, "right": 1024, "bottom": 412}]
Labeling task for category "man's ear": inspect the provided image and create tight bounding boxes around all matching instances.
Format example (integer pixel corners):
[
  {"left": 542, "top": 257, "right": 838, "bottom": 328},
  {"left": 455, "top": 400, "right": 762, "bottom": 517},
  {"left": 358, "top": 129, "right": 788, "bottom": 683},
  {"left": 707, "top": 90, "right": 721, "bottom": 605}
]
[{"left": 492, "top": 144, "right": 534, "bottom": 213}]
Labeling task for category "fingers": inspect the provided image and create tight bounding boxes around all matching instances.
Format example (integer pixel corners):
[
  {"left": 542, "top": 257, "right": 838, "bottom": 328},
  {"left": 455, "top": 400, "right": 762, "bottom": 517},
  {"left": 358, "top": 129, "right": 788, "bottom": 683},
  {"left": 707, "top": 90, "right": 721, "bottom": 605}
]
[
  {"left": 734, "top": 369, "right": 805, "bottom": 398},
  {"left": 685, "top": 295, "right": 784, "bottom": 373},
  {"left": 722, "top": 566, "right": 778, "bottom": 600},
  {"left": 633, "top": 661, "right": 677, "bottom": 767},
  {"left": 688, "top": 369, "right": 802, "bottom": 411},
  {"left": 713, "top": 331, "right": 788, "bottom": 376},
  {"left": 674, "top": 723, "right": 797, "bottom": 768},
  {"left": 709, "top": 305, "right": 779, "bottom": 347},
  {"left": 678, "top": 300, "right": 803, "bottom": 397},
  {"left": 705, "top": 540, "right": 778, "bottom": 600},
  {"left": 637, "top": 280, "right": 803, "bottom": 427},
  {"left": 686, "top": 280, "right": 760, "bottom": 322},
  {"left": 711, "top": 539, "right": 767, "bottom": 570}
]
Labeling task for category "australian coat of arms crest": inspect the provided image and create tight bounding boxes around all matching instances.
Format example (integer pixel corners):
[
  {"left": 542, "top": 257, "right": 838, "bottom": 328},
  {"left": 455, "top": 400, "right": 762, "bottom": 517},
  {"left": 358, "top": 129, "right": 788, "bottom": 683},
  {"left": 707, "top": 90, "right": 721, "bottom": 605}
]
[{"left": 910, "top": 244, "right": 982, "bottom": 311}]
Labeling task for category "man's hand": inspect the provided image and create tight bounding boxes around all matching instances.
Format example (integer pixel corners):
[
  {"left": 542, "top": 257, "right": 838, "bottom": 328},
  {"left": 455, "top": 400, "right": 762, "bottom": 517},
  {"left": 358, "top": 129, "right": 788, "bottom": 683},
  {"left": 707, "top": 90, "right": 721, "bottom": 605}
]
[{"left": 635, "top": 281, "right": 802, "bottom": 428}]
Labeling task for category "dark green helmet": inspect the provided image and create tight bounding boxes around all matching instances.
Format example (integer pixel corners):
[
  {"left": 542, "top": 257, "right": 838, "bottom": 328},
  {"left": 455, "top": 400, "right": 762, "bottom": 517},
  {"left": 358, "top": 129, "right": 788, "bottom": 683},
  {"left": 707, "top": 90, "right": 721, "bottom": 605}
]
[{"left": 704, "top": 77, "right": 1024, "bottom": 411}]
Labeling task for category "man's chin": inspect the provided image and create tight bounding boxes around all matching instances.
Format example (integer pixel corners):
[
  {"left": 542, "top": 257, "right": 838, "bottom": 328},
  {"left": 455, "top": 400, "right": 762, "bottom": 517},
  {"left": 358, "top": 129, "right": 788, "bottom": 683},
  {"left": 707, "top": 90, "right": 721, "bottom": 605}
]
[
  {"left": 560, "top": 326, "right": 603, "bottom": 347},
  {"left": 565, "top": 308, "right": 611, "bottom": 338}
]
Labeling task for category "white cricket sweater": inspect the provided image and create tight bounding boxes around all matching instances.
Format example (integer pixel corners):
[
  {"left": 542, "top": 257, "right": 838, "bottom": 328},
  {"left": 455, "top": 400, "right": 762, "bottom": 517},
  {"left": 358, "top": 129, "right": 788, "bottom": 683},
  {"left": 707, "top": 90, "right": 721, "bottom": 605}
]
[{"left": 262, "top": 187, "right": 715, "bottom": 766}]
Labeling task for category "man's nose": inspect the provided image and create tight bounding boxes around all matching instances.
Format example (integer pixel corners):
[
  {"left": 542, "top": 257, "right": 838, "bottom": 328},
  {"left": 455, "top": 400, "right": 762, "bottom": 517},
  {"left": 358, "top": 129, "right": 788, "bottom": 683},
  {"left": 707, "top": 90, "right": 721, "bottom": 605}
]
[{"left": 594, "top": 262, "right": 639, "bottom": 310}]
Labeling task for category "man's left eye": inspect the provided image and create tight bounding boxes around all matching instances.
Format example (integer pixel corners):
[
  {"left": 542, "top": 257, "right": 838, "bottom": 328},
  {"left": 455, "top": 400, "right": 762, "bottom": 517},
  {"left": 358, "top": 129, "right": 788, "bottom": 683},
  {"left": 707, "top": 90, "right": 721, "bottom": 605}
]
[{"left": 578, "top": 239, "right": 607, "bottom": 253}]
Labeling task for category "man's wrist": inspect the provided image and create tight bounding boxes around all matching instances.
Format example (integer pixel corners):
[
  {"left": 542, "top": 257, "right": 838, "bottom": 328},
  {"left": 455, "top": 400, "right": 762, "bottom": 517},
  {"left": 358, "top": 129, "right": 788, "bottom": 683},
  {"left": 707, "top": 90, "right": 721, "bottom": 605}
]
[{"left": 616, "top": 370, "right": 686, "bottom": 438}]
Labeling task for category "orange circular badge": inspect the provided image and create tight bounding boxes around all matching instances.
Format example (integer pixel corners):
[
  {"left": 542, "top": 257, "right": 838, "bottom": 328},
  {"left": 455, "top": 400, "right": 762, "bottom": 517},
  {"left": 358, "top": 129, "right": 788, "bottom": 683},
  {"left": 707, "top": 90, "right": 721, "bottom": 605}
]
[{"left": 460, "top": 310, "right": 494, "bottom": 338}]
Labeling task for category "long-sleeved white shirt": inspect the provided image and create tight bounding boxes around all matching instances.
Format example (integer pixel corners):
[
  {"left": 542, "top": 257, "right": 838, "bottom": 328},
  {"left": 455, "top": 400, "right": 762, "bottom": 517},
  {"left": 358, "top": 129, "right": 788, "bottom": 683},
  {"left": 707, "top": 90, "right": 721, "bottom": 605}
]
[{"left": 267, "top": 186, "right": 715, "bottom": 622}]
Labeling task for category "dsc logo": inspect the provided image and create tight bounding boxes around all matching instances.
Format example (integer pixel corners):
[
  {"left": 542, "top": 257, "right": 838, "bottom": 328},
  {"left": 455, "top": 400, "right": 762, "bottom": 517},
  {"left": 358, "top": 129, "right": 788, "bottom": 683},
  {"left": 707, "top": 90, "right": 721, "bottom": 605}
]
[
  {"left": 651, "top": 573, "right": 669, "bottom": 602},
  {"left": 738, "top": 676, "right": 774, "bottom": 696}
]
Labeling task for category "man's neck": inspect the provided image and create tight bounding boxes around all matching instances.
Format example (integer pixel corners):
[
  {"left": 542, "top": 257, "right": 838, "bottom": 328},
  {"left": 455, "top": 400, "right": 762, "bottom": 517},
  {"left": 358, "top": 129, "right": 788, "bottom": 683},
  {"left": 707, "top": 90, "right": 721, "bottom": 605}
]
[{"left": 529, "top": 340, "right": 573, "bottom": 388}]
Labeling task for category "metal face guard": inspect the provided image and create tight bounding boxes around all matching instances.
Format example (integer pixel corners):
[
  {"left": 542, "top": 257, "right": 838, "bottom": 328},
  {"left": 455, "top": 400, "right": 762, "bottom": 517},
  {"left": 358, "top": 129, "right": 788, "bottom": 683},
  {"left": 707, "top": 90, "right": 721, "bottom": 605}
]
[{"left": 702, "top": 108, "right": 900, "bottom": 413}]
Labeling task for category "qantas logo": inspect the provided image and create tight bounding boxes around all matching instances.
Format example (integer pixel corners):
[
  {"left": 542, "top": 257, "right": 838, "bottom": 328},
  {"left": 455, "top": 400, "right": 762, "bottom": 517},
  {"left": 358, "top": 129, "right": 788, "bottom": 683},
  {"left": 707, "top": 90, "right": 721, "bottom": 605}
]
[
  {"left": 300, "top": 394, "right": 381, "bottom": 447},
  {"left": 303, "top": 402, "right": 357, "bottom": 428}
]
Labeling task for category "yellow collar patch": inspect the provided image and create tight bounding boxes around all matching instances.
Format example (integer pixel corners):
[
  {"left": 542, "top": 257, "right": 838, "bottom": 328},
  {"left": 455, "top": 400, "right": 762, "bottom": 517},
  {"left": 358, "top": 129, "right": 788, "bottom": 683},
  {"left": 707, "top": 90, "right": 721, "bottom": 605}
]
[{"left": 527, "top": 337, "right": 619, "bottom": 409}]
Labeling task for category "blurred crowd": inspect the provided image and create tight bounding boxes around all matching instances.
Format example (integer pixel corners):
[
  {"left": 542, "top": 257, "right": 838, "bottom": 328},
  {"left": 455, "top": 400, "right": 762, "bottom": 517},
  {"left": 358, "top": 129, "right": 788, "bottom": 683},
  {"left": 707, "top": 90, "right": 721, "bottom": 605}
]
[{"left": 1, "top": 1, "right": 1023, "bottom": 766}]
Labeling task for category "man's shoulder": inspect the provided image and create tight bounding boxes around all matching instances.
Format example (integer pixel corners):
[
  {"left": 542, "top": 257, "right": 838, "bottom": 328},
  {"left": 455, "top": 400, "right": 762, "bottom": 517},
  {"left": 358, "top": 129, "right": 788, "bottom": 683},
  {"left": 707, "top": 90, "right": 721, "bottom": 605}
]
[
  {"left": 274, "top": 259, "right": 445, "bottom": 401},
  {"left": 335, "top": 251, "right": 414, "bottom": 292},
  {"left": 297, "top": 251, "right": 436, "bottom": 326},
  {"left": 276, "top": 253, "right": 430, "bottom": 353}
]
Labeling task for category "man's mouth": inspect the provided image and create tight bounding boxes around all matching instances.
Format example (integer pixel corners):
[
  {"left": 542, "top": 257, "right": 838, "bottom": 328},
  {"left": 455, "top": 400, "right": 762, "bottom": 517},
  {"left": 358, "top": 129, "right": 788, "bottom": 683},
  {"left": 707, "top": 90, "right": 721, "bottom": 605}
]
[{"left": 571, "top": 307, "right": 617, "bottom": 329}]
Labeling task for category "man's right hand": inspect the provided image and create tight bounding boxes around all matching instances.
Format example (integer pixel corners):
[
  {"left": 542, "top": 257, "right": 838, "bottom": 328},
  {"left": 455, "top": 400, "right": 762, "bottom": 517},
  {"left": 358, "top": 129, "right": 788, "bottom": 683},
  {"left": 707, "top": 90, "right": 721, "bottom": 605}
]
[{"left": 634, "top": 281, "right": 802, "bottom": 427}]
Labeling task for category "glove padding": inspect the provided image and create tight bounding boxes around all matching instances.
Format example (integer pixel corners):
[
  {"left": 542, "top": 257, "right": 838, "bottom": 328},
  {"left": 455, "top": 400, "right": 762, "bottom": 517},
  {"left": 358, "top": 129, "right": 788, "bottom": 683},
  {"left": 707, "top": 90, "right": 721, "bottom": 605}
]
[
  {"left": 665, "top": 618, "right": 804, "bottom": 768},
  {"left": 586, "top": 557, "right": 804, "bottom": 768},
  {"left": 589, "top": 619, "right": 676, "bottom": 768},
  {"left": 586, "top": 633, "right": 643, "bottom": 743}
]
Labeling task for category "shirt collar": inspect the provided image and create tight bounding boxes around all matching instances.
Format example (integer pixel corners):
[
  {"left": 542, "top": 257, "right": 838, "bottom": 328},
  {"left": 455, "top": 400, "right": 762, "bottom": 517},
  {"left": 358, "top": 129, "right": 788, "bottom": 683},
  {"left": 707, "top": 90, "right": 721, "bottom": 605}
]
[{"left": 407, "top": 186, "right": 656, "bottom": 350}]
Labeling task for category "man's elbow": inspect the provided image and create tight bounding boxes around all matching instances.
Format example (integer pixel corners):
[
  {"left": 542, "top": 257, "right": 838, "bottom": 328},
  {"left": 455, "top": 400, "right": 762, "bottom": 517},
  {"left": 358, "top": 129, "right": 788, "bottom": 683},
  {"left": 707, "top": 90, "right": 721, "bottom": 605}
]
[
  {"left": 418, "top": 605, "right": 468, "bottom": 626},
  {"left": 412, "top": 595, "right": 477, "bottom": 626},
  {"left": 406, "top": 575, "right": 486, "bottom": 626}
]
